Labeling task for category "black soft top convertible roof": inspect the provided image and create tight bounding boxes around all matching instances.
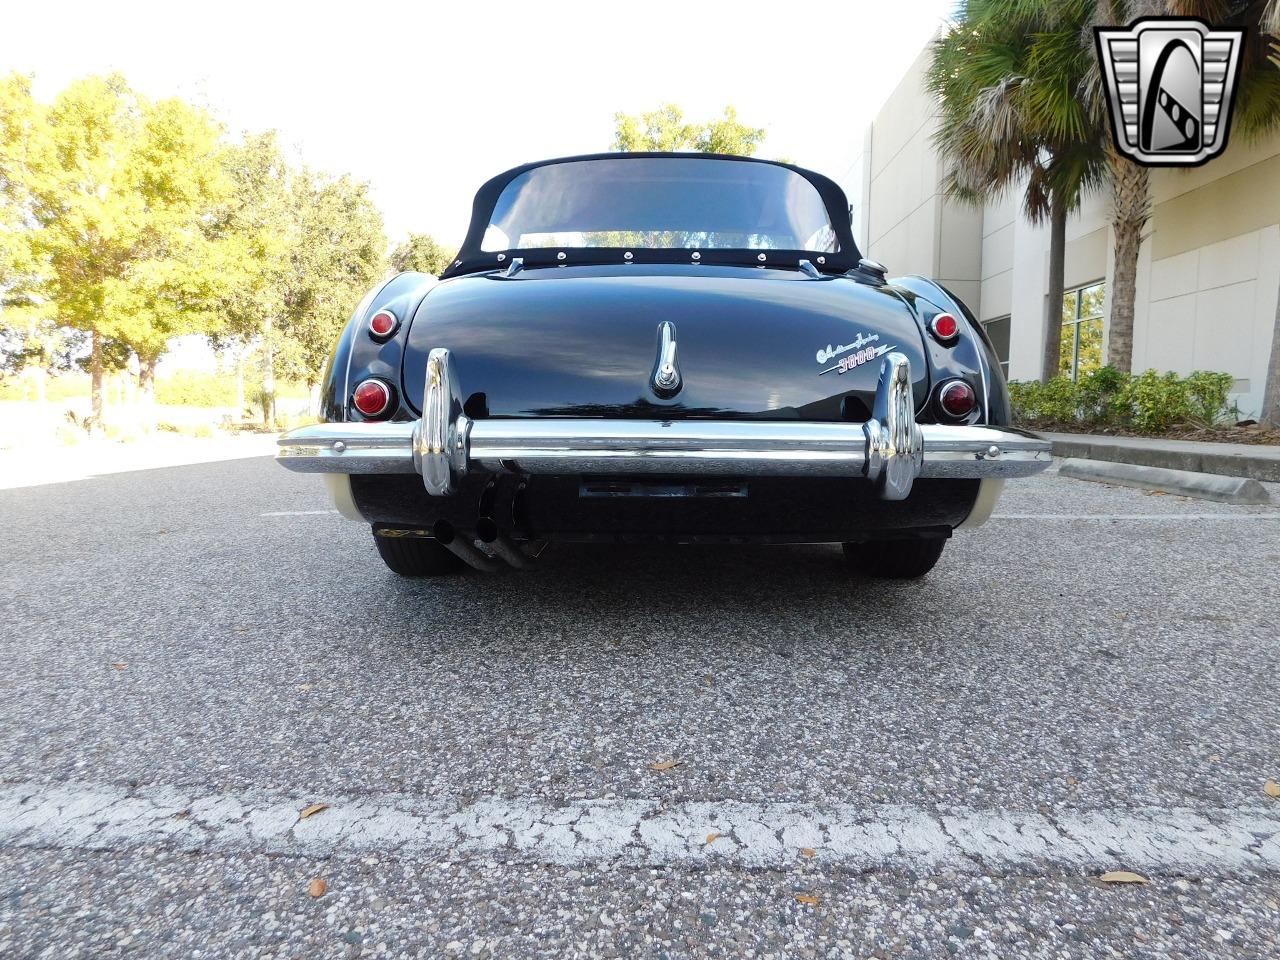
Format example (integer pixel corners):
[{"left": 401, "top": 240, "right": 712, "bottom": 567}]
[{"left": 440, "top": 152, "right": 862, "bottom": 279}]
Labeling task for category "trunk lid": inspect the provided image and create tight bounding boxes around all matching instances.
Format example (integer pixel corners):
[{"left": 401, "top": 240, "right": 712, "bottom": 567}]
[{"left": 402, "top": 264, "right": 929, "bottom": 421}]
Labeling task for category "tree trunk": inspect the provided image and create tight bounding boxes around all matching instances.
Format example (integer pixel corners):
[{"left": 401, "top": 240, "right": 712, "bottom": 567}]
[
  {"left": 1261, "top": 273, "right": 1280, "bottom": 426},
  {"left": 139, "top": 356, "right": 158, "bottom": 433},
  {"left": 1105, "top": 149, "right": 1150, "bottom": 374},
  {"left": 1041, "top": 195, "right": 1068, "bottom": 382},
  {"left": 235, "top": 353, "right": 246, "bottom": 417},
  {"left": 139, "top": 357, "right": 157, "bottom": 400},
  {"left": 262, "top": 317, "right": 277, "bottom": 430},
  {"left": 1109, "top": 220, "right": 1142, "bottom": 373},
  {"left": 89, "top": 328, "right": 105, "bottom": 433}
]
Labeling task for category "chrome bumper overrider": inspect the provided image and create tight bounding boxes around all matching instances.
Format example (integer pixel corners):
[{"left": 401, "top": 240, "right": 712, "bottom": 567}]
[{"left": 277, "top": 350, "right": 1052, "bottom": 501}]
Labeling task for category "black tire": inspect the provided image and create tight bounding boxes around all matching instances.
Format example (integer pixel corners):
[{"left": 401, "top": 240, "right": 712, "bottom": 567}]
[
  {"left": 842, "top": 537, "right": 947, "bottom": 579},
  {"left": 373, "top": 531, "right": 465, "bottom": 577}
]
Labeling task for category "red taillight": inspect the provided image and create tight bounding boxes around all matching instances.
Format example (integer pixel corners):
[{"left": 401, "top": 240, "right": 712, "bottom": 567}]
[
  {"left": 938, "top": 380, "right": 976, "bottom": 418},
  {"left": 352, "top": 379, "right": 392, "bottom": 418},
  {"left": 930, "top": 312, "right": 959, "bottom": 343},
  {"left": 369, "top": 309, "right": 398, "bottom": 339}
]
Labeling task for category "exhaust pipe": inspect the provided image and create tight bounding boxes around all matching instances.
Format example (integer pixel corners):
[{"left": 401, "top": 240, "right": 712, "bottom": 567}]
[
  {"left": 431, "top": 520, "right": 500, "bottom": 573},
  {"left": 475, "top": 518, "right": 534, "bottom": 569}
]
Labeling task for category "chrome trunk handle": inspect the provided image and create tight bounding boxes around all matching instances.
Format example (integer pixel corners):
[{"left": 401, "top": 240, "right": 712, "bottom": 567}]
[{"left": 650, "top": 321, "right": 682, "bottom": 397}]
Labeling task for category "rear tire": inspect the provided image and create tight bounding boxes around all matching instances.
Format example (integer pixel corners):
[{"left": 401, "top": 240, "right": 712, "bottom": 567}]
[
  {"left": 842, "top": 537, "right": 947, "bottom": 579},
  {"left": 373, "top": 530, "right": 464, "bottom": 577}
]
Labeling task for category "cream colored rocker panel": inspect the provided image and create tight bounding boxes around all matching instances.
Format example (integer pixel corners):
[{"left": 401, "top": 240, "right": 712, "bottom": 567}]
[
  {"left": 323, "top": 473, "right": 365, "bottom": 522},
  {"left": 957, "top": 478, "right": 1006, "bottom": 529}
]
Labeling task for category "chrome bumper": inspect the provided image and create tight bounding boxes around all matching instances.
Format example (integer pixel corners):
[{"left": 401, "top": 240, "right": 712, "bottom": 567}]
[{"left": 277, "top": 350, "right": 1051, "bottom": 501}]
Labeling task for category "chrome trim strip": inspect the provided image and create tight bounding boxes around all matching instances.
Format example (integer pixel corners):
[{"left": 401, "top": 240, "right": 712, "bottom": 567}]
[
  {"left": 278, "top": 352, "right": 1051, "bottom": 488},
  {"left": 278, "top": 421, "right": 1049, "bottom": 480},
  {"left": 469, "top": 419, "right": 871, "bottom": 477},
  {"left": 276, "top": 421, "right": 418, "bottom": 474},
  {"left": 915, "top": 425, "right": 1052, "bottom": 477}
]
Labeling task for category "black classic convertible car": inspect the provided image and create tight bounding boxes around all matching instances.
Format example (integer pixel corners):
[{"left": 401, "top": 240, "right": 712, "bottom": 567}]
[{"left": 277, "top": 153, "right": 1050, "bottom": 577}]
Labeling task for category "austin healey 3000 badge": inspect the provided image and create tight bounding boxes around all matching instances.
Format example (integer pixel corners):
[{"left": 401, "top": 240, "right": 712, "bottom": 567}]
[
  {"left": 1095, "top": 17, "right": 1245, "bottom": 167},
  {"left": 817, "top": 332, "right": 895, "bottom": 376}
]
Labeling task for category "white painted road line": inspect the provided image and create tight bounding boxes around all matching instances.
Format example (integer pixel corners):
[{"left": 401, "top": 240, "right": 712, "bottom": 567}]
[
  {"left": 993, "top": 513, "right": 1280, "bottom": 521},
  {"left": 2, "top": 781, "right": 1276, "bottom": 874},
  {"left": 260, "top": 509, "right": 340, "bottom": 516}
]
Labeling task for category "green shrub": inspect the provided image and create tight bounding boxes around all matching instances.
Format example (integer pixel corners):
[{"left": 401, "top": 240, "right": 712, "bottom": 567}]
[
  {"left": 155, "top": 371, "right": 309, "bottom": 409},
  {"left": 1009, "top": 366, "right": 1235, "bottom": 433},
  {"left": 1183, "top": 370, "right": 1234, "bottom": 425},
  {"left": 1009, "top": 377, "right": 1079, "bottom": 423},
  {"left": 155, "top": 370, "right": 238, "bottom": 407},
  {"left": 1076, "top": 366, "right": 1130, "bottom": 426},
  {"left": 1007, "top": 380, "right": 1039, "bottom": 423},
  {"left": 1122, "top": 370, "right": 1192, "bottom": 432}
]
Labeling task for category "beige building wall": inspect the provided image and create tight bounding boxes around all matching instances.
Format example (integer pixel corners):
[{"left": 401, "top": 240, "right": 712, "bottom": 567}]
[
  {"left": 1133, "top": 138, "right": 1280, "bottom": 415},
  {"left": 852, "top": 38, "right": 1280, "bottom": 417},
  {"left": 835, "top": 127, "right": 873, "bottom": 253},
  {"left": 861, "top": 46, "right": 984, "bottom": 311}
]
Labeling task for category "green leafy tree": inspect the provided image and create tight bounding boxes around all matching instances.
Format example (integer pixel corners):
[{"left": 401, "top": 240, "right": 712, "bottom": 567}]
[
  {"left": 0, "top": 76, "right": 40, "bottom": 317},
  {"left": 929, "top": 0, "right": 1106, "bottom": 382},
  {"left": 209, "top": 131, "right": 294, "bottom": 424},
  {"left": 279, "top": 169, "right": 386, "bottom": 392},
  {"left": 1, "top": 74, "right": 231, "bottom": 422},
  {"left": 0, "top": 75, "right": 57, "bottom": 393},
  {"left": 389, "top": 233, "right": 455, "bottom": 276},
  {"left": 108, "top": 95, "right": 233, "bottom": 400},
  {"left": 211, "top": 135, "right": 385, "bottom": 426},
  {"left": 612, "top": 104, "right": 766, "bottom": 155}
]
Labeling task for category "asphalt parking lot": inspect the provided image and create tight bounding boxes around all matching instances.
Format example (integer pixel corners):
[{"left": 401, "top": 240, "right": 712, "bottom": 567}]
[{"left": 1, "top": 456, "right": 1278, "bottom": 958}]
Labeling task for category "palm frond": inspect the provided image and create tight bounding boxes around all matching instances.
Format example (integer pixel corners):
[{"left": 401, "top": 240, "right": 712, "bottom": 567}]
[
  {"left": 1232, "top": 56, "right": 1280, "bottom": 138},
  {"left": 1264, "top": 0, "right": 1280, "bottom": 35},
  {"left": 928, "top": 0, "right": 1105, "bottom": 215}
]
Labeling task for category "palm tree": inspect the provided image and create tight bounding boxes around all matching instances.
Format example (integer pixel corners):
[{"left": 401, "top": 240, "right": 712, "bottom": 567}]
[
  {"left": 1086, "top": 0, "right": 1280, "bottom": 377},
  {"left": 928, "top": 0, "right": 1107, "bottom": 382},
  {"left": 1266, "top": 6, "right": 1280, "bottom": 422},
  {"left": 934, "top": 0, "right": 1280, "bottom": 395}
]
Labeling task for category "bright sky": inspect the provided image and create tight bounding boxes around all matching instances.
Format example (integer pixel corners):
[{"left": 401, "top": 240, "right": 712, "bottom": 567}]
[{"left": 3, "top": 0, "right": 955, "bottom": 248}]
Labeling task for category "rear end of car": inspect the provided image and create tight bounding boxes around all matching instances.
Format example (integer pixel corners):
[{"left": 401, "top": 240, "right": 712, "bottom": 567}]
[{"left": 276, "top": 154, "right": 1050, "bottom": 576}]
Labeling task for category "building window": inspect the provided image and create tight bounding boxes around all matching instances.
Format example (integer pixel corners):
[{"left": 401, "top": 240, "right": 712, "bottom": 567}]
[
  {"left": 982, "top": 315, "right": 1010, "bottom": 378},
  {"left": 1060, "top": 282, "right": 1105, "bottom": 380}
]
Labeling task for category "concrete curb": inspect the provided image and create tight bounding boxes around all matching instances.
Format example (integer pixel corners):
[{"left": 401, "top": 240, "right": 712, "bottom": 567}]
[
  {"left": 1058, "top": 458, "right": 1272, "bottom": 504},
  {"left": 1045, "top": 433, "right": 1280, "bottom": 483}
]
